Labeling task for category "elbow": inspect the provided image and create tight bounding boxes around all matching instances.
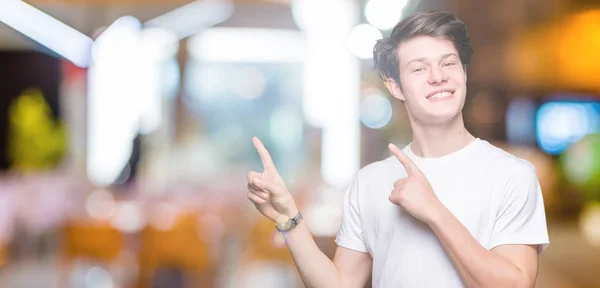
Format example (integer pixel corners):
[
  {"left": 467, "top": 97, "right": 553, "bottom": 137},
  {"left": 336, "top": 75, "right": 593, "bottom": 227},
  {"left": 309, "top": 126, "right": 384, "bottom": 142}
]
[
  {"left": 500, "top": 269, "right": 533, "bottom": 288},
  {"left": 513, "top": 272, "right": 534, "bottom": 288},
  {"left": 511, "top": 266, "right": 535, "bottom": 288},
  {"left": 477, "top": 269, "right": 532, "bottom": 288}
]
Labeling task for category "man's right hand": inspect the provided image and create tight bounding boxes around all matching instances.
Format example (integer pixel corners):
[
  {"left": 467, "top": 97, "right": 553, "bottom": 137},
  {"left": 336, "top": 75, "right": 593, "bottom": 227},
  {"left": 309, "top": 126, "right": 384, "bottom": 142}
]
[
  {"left": 247, "top": 136, "right": 298, "bottom": 222},
  {"left": 247, "top": 138, "right": 372, "bottom": 288}
]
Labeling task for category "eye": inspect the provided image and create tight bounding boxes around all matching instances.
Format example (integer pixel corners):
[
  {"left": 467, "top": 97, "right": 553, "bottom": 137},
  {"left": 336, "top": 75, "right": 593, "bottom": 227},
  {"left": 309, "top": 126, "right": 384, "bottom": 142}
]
[
  {"left": 443, "top": 62, "right": 457, "bottom": 67},
  {"left": 413, "top": 67, "right": 425, "bottom": 72}
]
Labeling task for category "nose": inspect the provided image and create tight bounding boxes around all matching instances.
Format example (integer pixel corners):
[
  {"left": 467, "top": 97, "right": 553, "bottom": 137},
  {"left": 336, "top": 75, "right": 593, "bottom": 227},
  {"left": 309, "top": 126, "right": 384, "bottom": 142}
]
[{"left": 427, "top": 66, "right": 448, "bottom": 85}]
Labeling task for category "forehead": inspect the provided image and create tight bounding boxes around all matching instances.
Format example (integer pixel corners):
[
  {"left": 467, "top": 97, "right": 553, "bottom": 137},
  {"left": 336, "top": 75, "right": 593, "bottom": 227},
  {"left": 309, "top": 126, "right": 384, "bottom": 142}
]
[{"left": 397, "top": 36, "right": 458, "bottom": 65}]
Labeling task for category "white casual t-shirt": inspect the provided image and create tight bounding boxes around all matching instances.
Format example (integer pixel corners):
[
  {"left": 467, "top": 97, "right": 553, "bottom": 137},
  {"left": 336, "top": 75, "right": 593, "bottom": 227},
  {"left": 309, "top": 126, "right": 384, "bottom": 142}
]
[{"left": 335, "top": 138, "right": 550, "bottom": 288}]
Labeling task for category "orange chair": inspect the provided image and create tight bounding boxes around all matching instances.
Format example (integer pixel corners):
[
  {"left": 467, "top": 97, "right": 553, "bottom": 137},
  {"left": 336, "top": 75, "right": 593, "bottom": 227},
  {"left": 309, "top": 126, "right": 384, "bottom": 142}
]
[
  {"left": 62, "top": 221, "right": 123, "bottom": 262},
  {"left": 137, "top": 212, "right": 214, "bottom": 288},
  {"left": 245, "top": 217, "right": 294, "bottom": 264},
  {"left": 0, "top": 242, "right": 6, "bottom": 267},
  {"left": 235, "top": 216, "right": 301, "bottom": 288},
  {"left": 60, "top": 221, "right": 124, "bottom": 287}
]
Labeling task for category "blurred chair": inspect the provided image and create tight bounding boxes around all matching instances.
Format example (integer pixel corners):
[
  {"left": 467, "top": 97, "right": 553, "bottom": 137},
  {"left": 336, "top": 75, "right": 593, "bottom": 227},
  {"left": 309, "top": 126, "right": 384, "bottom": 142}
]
[
  {"left": 246, "top": 217, "right": 294, "bottom": 264},
  {"left": 62, "top": 221, "right": 123, "bottom": 261},
  {"left": 60, "top": 220, "right": 124, "bottom": 286},
  {"left": 0, "top": 242, "right": 6, "bottom": 267},
  {"left": 236, "top": 216, "right": 300, "bottom": 288},
  {"left": 137, "top": 211, "right": 214, "bottom": 288}
]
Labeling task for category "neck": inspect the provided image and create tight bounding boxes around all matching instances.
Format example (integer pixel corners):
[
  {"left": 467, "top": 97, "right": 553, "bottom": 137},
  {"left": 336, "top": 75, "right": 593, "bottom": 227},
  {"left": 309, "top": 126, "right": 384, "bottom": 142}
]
[{"left": 408, "top": 113, "right": 476, "bottom": 158}]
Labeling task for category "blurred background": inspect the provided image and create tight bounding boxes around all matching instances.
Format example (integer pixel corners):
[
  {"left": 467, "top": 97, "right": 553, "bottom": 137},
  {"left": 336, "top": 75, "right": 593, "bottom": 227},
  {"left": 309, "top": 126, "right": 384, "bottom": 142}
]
[{"left": 0, "top": 0, "right": 599, "bottom": 287}]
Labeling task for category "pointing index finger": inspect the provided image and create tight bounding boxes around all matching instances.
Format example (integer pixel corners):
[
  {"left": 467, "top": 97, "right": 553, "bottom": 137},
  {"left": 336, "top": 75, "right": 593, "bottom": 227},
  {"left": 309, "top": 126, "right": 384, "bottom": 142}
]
[
  {"left": 388, "top": 143, "right": 419, "bottom": 175},
  {"left": 252, "top": 137, "right": 277, "bottom": 173}
]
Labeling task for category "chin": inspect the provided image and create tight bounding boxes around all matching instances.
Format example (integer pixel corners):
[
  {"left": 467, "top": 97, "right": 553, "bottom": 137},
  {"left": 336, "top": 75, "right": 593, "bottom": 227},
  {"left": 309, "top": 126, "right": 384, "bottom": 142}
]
[
  {"left": 418, "top": 109, "right": 463, "bottom": 125},
  {"left": 408, "top": 96, "right": 466, "bottom": 124}
]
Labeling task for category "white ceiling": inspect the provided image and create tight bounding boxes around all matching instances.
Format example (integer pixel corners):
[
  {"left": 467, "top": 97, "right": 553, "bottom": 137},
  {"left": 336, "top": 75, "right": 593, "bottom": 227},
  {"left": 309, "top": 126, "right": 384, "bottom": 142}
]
[{"left": 0, "top": 2, "right": 297, "bottom": 50}]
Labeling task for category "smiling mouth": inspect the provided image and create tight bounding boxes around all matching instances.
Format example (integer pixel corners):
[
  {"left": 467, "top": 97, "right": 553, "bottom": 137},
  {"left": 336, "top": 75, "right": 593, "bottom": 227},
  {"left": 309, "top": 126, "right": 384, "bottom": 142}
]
[{"left": 426, "top": 91, "right": 454, "bottom": 101}]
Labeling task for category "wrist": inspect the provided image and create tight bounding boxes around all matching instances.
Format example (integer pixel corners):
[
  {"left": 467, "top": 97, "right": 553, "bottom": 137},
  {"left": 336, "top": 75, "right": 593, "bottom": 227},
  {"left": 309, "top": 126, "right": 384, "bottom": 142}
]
[
  {"left": 285, "top": 206, "right": 299, "bottom": 218},
  {"left": 426, "top": 202, "right": 449, "bottom": 228},
  {"left": 280, "top": 198, "right": 298, "bottom": 218},
  {"left": 276, "top": 210, "right": 303, "bottom": 232}
]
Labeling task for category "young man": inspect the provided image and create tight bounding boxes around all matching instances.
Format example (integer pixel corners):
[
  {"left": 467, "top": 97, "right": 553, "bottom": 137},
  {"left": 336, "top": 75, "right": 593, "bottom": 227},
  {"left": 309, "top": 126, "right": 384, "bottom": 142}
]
[{"left": 246, "top": 10, "right": 549, "bottom": 288}]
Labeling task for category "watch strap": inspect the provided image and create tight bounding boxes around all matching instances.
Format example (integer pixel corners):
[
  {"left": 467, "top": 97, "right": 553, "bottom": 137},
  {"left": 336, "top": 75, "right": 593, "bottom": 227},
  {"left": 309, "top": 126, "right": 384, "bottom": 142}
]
[{"left": 276, "top": 211, "right": 303, "bottom": 232}]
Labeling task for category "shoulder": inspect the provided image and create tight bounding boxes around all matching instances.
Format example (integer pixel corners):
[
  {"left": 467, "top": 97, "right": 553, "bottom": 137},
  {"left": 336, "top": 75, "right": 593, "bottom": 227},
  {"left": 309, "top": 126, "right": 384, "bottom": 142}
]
[
  {"left": 478, "top": 141, "right": 538, "bottom": 185},
  {"left": 356, "top": 156, "right": 399, "bottom": 182}
]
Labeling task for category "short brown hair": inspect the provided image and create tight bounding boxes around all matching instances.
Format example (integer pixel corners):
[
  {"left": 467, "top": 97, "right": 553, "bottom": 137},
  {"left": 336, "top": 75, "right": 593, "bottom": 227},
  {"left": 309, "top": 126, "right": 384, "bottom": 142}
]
[{"left": 373, "top": 10, "right": 473, "bottom": 84}]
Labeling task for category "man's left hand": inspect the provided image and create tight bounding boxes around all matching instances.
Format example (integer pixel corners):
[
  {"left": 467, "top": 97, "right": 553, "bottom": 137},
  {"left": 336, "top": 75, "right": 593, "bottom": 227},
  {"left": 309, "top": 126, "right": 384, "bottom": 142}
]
[{"left": 388, "top": 143, "right": 444, "bottom": 224}]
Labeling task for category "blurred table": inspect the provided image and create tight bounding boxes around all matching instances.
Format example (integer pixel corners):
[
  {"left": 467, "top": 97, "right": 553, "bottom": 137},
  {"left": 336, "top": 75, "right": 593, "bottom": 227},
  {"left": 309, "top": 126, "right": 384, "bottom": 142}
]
[{"left": 536, "top": 219, "right": 600, "bottom": 288}]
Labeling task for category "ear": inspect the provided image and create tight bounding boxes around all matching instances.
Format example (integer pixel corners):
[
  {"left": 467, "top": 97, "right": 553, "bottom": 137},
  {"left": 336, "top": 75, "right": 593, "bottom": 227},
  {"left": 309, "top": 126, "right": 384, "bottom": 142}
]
[{"left": 385, "top": 78, "right": 406, "bottom": 101}]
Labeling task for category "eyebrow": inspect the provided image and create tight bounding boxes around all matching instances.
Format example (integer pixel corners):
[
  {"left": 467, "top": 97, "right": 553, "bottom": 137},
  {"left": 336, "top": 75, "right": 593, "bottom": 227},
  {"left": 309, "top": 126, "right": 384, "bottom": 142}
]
[{"left": 405, "top": 53, "right": 459, "bottom": 68}]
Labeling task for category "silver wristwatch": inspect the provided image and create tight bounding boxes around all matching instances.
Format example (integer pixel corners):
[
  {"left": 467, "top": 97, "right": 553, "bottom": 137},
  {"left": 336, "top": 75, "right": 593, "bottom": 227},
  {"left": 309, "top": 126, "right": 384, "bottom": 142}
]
[{"left": 275, "top": 212, "right": 303, "bottom": 232}]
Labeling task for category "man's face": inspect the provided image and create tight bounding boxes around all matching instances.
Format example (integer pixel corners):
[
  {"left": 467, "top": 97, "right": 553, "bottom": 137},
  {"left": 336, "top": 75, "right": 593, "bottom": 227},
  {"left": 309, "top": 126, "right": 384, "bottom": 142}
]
[{"left": 387, "top": 36, "right": 467, "bottom": 124}]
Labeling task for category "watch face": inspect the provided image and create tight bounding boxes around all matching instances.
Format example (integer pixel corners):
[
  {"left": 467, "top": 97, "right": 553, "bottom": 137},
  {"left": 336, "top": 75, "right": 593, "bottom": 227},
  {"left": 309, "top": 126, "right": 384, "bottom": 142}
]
[
  {"left": 280, "top": 220, "right": 292, "bottom": 230},
  {"left": 276, "top": 215, "right": 291, "bottom": 230}
]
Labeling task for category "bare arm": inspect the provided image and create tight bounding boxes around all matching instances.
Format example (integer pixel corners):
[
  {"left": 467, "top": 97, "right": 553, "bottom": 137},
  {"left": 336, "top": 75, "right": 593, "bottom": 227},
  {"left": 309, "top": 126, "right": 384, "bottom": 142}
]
[
  {"left": 247, "top": 137, "right": 372, "bottom": 288},
  {"left": 430, "top": 207, "right": 539, "bottom": 288},
  {"left": 387, "top": 144, "right": 542, "bottom": 288},
  {"left": 281, "top": 216, "right": 372, "bottom": 288},
  {"left": 333, "top": 247, "right": 373, "bottom": 288}
]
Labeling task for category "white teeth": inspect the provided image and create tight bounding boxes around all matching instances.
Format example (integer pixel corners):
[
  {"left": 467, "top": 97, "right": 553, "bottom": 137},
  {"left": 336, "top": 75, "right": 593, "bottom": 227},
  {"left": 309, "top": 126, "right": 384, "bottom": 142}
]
[{"left": 429, "top": 91, "right": 452, "bottom": 99}]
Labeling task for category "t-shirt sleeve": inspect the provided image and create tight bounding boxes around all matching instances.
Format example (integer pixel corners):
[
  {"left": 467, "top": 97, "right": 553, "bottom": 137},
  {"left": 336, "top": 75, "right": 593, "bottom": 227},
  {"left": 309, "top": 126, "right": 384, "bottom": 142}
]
[
  {"left": 490, "top": 163, "right": 550, "bottom": 254},
  {"left": 335, "top": 174, "right": 368, "bottom": 253}
]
